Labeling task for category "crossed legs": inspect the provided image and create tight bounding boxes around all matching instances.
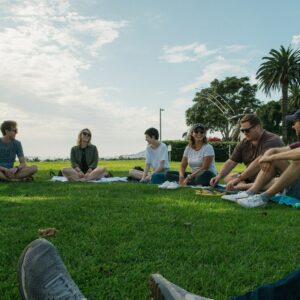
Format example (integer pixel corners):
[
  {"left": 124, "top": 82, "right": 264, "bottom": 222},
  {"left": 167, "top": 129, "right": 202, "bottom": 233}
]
[{"left": 62, "top": 167, "right": 108, "bottom": 181}]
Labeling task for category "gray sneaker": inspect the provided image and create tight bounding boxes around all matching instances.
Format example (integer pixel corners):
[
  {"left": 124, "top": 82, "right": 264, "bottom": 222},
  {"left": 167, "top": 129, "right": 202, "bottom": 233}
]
[
  {"left": 149, "top": 274, "right": 213, "bottom": 300},
  {"left": 18, "top": 238, "right": 86, "bottom": 300}
]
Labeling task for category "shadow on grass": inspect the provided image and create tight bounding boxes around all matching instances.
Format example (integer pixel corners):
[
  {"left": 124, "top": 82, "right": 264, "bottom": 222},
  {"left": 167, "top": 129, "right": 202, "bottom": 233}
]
[{"left": 0, "top": 182, "right": 299, "bottom": 299}]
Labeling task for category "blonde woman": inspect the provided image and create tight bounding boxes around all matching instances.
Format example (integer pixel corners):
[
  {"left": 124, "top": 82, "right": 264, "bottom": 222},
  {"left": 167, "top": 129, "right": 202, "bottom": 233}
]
[{"left": 62, "top": 129, "right": 109, "bottom": 181}]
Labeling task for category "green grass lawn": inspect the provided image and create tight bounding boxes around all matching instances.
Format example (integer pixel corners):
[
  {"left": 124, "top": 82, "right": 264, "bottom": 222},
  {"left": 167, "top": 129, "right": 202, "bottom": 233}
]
[{"left": 0, "top": 160, "right": 299, "bottom": 299}]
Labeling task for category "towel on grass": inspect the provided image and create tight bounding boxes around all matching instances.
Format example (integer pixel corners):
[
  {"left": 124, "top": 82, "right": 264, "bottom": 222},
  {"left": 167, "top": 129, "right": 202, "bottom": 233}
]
[
  {"left": 271, "top": 194, "right": 300, "bottom": 209},
  {"left": 51, "top": 176, "right": 128, "bottom": 183}
]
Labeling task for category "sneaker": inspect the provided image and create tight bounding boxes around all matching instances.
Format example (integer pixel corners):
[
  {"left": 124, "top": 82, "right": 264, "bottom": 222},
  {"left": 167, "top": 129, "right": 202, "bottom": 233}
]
[
  {"left": 149, "top": 274, "right": 212, "bottom": 300},
  {"left": 221, "top": 191, "right": 249, "bottom": 202},
  {"left": 167, "top": 182, "right": 179, "bottom": 190},
  {"left": 158, "top": 181, "right": 171, "bottom": 189},
  {"left": 18, "top": 238, "right": 86, "bottom": 300},
  {"left": 238, "top": 194, "right": 267, "bottom": 208}
]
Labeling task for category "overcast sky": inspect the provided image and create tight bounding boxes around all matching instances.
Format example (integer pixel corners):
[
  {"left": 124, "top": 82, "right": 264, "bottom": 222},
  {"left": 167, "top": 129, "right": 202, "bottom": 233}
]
[{"left": 1, "top": 0, "right": 300, "bottom": 158}]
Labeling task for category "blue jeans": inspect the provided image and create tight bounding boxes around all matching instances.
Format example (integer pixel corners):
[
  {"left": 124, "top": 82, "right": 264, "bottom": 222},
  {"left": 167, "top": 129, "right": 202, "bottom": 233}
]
[{"left": 231, "top": 268, "right": 300, "bottom": 300}]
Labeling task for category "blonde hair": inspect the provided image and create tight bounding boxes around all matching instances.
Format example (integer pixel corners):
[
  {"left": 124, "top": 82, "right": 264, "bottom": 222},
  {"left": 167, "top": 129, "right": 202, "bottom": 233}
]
[{"left": 77, "top": 128, "right": 92, "bottom": 146}]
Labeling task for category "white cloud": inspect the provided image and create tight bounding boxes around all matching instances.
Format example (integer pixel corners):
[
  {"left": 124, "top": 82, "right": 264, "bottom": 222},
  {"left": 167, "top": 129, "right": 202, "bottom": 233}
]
[
  {"left": 225, "top": 44, "right": 247, "bottom": 53},
  {"left": 161, "top": 42, "right": 218, "bottom": 63},
  {"left": 292, "top": 35, "right": 300, "bottom": 45},
  {"left": 179, "top": 58, "right": 248, "bottom": 93},
  {"left": 0, "top": 0, "right": 161, "bottom": 157}
]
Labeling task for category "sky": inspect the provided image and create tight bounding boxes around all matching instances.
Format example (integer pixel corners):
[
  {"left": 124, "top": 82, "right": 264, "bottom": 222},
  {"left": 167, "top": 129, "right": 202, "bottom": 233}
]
[{"left": 1, "top": 0, "right": 300, "bottom": 158}]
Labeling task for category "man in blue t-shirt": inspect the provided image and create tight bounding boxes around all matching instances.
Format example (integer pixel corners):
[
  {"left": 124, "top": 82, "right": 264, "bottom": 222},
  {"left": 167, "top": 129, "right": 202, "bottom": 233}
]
[{"left": 0, "top": 120, "right": 37, "bottom": 181}]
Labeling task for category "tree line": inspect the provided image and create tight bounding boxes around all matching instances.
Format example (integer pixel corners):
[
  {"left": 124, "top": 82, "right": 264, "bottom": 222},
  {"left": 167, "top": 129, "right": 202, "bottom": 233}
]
[{"left": 186, "top": 46, "right": 300, "bottom": 143}]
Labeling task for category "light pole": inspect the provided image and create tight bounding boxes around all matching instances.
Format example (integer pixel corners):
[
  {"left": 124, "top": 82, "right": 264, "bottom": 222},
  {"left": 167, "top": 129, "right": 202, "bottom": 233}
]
[{"left": 159, "top": 108, "right": 165, "bottom": 141}]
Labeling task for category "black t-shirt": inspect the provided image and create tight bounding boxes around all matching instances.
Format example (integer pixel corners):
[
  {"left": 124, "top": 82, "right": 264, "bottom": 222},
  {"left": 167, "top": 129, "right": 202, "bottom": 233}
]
[{"left": 81, "top": 148, "right": 89, "bottom": 173}]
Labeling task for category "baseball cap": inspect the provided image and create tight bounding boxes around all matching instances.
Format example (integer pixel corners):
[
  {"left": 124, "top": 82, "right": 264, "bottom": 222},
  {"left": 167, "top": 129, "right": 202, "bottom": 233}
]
[{"left": 191, "top": 123, "right": 206, "bottom": 131}]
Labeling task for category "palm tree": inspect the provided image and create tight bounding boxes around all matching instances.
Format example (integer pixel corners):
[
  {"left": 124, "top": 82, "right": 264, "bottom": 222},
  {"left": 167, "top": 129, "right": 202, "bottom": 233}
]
[
  {"left": 289, "top": 83, "right": 300, "bottom": 111},
  {"left": 256, "top": 45, "right": 300, "bottom": 142}
]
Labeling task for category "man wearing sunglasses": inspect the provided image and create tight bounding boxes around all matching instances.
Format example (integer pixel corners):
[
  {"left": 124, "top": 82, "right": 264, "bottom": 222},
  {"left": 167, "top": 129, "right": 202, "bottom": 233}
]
[
  {"left": 210, "top": 114, "right": 284, "bottom": 190},
  {"left": 0, "top": 120, "right": 37, "bottom": 181},
  {"left": 228, "top": 109, "right": 300, "bottom": 208}
]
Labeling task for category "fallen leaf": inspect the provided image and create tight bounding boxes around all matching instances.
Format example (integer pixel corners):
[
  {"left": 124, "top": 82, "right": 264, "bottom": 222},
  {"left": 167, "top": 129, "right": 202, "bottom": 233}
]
[{"left": 38, "top": 228, "right": 58, "bottom": 237}]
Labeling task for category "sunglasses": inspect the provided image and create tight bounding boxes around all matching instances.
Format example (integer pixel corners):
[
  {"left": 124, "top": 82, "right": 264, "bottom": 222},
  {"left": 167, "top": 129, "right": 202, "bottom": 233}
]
[
  {"left": 10, "top": 128, "right": 18, "bottom": 133},
  {"left": 194, "top": 129, "right": 205, "bottom": 134},
  {"left": 82, "top": 132, "right": 91, "bottom": 137},
  {"left": 240, "top": 124, "right": 256, "bottom": 134}
]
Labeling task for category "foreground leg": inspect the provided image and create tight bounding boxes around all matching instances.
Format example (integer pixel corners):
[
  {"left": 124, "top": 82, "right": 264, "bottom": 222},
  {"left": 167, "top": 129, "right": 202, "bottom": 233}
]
[
  {"left": 149, "top": 274, "right": 212, "bottom": 300},
  {"left": 231, "top": 268, "right": 300, "bottom": 300},
  {"left": 18, "top": 238, "right": 86, "bottom": 300}
]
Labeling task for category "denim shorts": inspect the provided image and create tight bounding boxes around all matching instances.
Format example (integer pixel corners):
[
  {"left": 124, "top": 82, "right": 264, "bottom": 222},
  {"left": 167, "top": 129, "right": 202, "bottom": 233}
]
[{"left": 286, "top": 178, "right": 300, "bottom": 199}]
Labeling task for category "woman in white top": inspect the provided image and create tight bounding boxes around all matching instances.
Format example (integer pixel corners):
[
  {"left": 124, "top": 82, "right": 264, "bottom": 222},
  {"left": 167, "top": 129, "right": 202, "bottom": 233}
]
[
  {"left": 128, "top": 127, "right": 169, "bottom": 183},
  {"left": 166, "top": 123, "right": 216, "bottom": 186}
]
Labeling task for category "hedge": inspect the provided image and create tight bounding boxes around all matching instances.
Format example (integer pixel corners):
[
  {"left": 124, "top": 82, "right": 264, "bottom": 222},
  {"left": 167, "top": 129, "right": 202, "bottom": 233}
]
[{"left": 163, "top": 140, "right": 238, "bottom": 162}]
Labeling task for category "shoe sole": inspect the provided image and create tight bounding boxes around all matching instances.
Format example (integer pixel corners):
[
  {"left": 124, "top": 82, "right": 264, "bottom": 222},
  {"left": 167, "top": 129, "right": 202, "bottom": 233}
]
[
  {"left": 238, "top": 202, "right": 267, "bottom": 208},
  {"left": 17, "top": 239, "right": 47, "bottom": 300},
  {"left": 221, "top": 194, "right": 248, "bottom": 202},
  {"left": 149, "top": 276, "right": 167, "bottom": 300}
]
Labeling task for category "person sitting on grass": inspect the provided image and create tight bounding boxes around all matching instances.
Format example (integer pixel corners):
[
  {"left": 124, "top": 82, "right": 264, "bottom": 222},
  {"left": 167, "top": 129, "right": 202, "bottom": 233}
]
[
  {"left": 0, "top": 120, "right": 37, "bottom": 181},
  {"left": 128, "top": 127, "right": 169, "bottom": 183},
  {"left": 62, "top": 128, "right": 110, "bottom": 181},
  {"left": 18, "top": 238, "right": 300, "bottom": 300},
  {"left": 210, "top": 114, "right": 284, "bottom": 191},
  {"left": 221, "top": 109, "right": 300, "bottom": 208},
  {"left": 165, "top": 123, "right": 217, "bottom": 186}
]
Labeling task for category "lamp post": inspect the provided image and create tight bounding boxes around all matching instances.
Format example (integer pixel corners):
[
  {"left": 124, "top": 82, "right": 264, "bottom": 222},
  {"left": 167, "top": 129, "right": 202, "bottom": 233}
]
[{"left": 159, "top": 108, "right": 165, "bottom": 141}]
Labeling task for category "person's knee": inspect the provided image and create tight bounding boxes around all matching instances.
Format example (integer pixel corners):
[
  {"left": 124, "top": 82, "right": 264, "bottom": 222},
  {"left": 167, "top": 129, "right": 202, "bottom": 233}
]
[{"left": 62, "top": 167, "right": 72, "bottom": 175}]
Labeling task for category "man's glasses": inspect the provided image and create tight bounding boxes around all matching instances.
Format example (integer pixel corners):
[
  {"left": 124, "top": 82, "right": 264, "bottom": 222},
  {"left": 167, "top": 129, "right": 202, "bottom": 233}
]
[
  {"left": 82, "top": 132, "right": 91, "bottom": 137},
  {"left": 10, "top": 128, "right": 18, "bottom": 133},
  {"left": 194, "top": 129, "right": 205, "bottom": 134},
  {"left": 240, "top": 124, "right": 255, "bottom": 134}
]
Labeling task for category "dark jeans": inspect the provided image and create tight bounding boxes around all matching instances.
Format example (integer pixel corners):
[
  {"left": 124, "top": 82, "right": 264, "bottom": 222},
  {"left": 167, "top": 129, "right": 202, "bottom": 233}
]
[
  {"left": 231, "top": 268, "right": 300, "bottom": 300},
  {"left": 165, "top": 170, "right": 215, "bottom": 186}
]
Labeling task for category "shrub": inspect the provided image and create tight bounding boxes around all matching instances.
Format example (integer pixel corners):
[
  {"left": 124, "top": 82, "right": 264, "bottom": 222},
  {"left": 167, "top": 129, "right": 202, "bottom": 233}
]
[{"left": 163, "top": 140, "right": 238, "bottom": 162}]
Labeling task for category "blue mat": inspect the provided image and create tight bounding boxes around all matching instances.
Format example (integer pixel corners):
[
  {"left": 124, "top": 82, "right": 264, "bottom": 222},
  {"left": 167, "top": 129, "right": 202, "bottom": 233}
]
[{"left": 271, "top": 194, "right": 300, "bottom": 209}]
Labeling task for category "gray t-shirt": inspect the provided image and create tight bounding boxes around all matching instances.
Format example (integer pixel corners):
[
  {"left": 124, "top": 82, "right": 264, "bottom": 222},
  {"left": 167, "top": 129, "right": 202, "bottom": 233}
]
[{"left": 0, "top": 138, "right": 24, "bottom": 168}]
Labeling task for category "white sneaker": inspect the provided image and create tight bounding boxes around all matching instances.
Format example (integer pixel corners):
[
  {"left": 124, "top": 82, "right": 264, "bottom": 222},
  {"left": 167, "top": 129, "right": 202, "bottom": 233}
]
[
  {"left": 167, "top": 182, "right": 179, "bottom": 189},
  {"left": 238, "top": 194, "right": 267, "bottom": 208},
  {"left": 221, "top": 191, "right": 250, "bottom": 202},
  {"left": 158, "top": 181, "right": 171, "bottom": 189}
]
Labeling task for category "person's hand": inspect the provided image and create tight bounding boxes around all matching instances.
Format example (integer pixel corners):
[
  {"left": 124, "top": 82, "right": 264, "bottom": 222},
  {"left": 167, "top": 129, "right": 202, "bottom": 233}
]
[
  {"left": 78, "top": 171, "right": 85, "bottom": 178},
  {"left": 182, "top": 175, "right": 192, "bottom": 186},
  {"left": 145, "top": 174, "right": 151, "bottom": 181},
  {"left": 226, "top": 177, "right": 240, "bottom": 190},
  {"left": 210, "top": 176, "right": 219, "bottom": 187},
  {"left": 83, "top": 172, "right": 90, "bottom": 179}
]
